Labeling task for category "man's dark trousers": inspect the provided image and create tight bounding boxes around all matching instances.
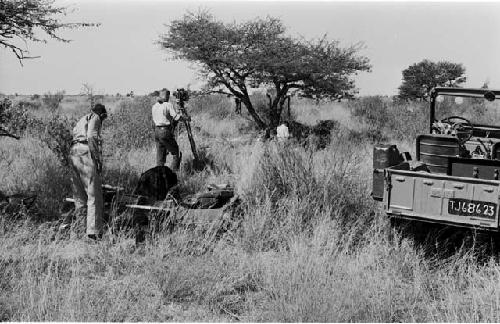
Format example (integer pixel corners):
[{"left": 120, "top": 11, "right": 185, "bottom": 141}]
[{"left": 154, "top": 125, "right": 180, "bottom": 169}]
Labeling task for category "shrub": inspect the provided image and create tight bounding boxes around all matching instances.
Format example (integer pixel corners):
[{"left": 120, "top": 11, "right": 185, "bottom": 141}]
[
  {"left": 106, "top": 96, "right": 155, "bottom": 151},
  {"left": 17, "top": 100, "right": 41, "bottom": 111},
  {"left": 388, "top": 100, "right": 427, "bottom": 141},
  {"left": 348, "top": 96, "right": 391, "bottom": 131},
  {"left": 42, "top": 91, "right": 65, "bottom": 112},
  {"left": 237, "top": 141, "right": 375, "bottom": 251},
  {"left": 348, "top": 96, "right": 428, "bottom": 142},
  {"left": 0, "top": 98, "right": 32, "bottom": 136},
  {"left": 347, "top": 126, "right": 389, "bottom": 144},
  {"left": 0, "top": 136, "right": 72, "bottom": 219},
  {"left": 286, "top": 119, "right": 340, "bottom": 149},
  {"left": 38, "top": 114, "right": 76, "bottom": 167},
  {"left": 188, "top": 94, "right": 234, "bottom": 119}
]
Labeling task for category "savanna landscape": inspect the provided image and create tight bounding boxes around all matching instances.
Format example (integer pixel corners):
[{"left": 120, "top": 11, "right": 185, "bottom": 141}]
[
  {"left": 2, "top": 0, "right": 500, "bottom": 322},
  {"left": 2, "top": 91, "right": 500, "bottom": 322}
]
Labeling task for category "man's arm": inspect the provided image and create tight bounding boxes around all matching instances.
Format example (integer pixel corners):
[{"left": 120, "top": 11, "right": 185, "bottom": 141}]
[
  {"left": 87, "top": 114, "right": 103, "bottom": 173},
  {"left": 165, "top": 102, "right": 183, "bottom": 125}
]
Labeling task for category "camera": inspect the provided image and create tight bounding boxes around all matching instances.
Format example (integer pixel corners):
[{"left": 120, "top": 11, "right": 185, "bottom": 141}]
[{"left": 174, "top": 88, "right": 189, "bottom": 103}]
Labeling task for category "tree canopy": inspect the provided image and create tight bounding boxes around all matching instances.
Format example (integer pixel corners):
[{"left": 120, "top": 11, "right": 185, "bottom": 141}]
[
  {"left": 398, "top": 59, "right": 466, "bottom": 101},
  {"left": 0, "top": 0, "right": 99, "bottom": 63},
  {"left": 159, "top": 11, "right": 371, "bottom": 128}
]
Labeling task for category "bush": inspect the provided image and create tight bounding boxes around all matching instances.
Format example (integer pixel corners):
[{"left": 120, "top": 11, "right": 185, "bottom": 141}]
[
  {"left": 0, "top": 136, "right": 72, "bottom": 219},
  {"left": 287, "top": 119, "right": 340, "bottom": 149},
  {"left": 347, "top": 126, "right": 389, "bottom": 144},
  {"left": 38, "top": 114, "right": 76, "bottom": 167},
  {"left": 348, "top": 96, "right": 428, "bottom": 142},
  {"left": 106, "top": 96, "right": 155, "bottom": 151},
  {"left": 42, "top": 91, "right": 65, "bottom": 112},
  {"left": 238, "top": 141, "right": 375, "bottom": 251},
  {"left": 0, "top": 98, "right": 32, "bottom": 136},
  {"left": 17, "top": 100, "right": 41, "bottom": 111},
  {"left": 1, "top": 97, "right": 77, "bottom": 167},
  {"left": 388, "top": 100, "right": 427, "bottom": 141},
  {"left": 349, "top": 96, "right": 391, "bottom": 130},
  {"left": 188, "top": 94, "right": 234, "bottom": 120}
]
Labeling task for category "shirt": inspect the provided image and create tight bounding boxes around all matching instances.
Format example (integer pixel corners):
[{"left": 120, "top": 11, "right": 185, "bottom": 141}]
[
  {"left": 152, "top": 101, "right": 181, "bottom": 126},
  {"left": 277, "top": 124, "right": 290, "bottom": 140},
  {"left": 73, "top": 112, "right": 102, "bottom": 162}
]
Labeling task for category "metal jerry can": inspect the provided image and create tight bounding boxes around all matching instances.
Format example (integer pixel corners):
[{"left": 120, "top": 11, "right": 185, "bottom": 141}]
[{"left": 373, "top": 144, "right": 403, "bottom": 201}]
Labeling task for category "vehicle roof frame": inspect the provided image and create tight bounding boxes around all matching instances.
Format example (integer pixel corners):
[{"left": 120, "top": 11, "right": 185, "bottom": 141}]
[{"left": 429, "top": 87, "right": 500, "bottom": 133}]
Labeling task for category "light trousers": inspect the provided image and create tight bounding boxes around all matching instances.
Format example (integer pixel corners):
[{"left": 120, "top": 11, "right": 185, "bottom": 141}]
[{"left": 70, "top": 143, "right": 103, "bottom": 235}]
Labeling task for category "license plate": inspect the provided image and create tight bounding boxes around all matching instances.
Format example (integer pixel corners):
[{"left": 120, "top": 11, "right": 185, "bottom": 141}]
[{"left": 448, "top": 199, "right": 497, "bottom": 219}]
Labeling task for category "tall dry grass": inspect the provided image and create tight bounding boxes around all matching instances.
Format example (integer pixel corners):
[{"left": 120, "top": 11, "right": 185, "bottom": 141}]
[{"left": 3, "top": 94, "right": 500, "bottom": 321}]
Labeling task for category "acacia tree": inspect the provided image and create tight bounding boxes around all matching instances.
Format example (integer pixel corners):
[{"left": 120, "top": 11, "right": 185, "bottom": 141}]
[
  {"left": 0, "top": 0, "right": 99, "bottom": 63},
  {"left": 159, "top": 11, "right": 371, "bottom": 129},
  {"left": 398, "top": 59, "right": 466, "bottom": 101}
]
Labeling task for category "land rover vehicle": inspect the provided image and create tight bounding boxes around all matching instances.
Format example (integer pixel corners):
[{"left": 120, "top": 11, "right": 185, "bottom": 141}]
[{"left": 373, "top": 87, "right": 500, "bottom": 236}]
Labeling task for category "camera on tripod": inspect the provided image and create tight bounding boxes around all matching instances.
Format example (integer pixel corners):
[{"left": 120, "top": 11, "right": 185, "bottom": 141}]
[{"left": 173, "top": 88, "right": 189, "bottom": 103}]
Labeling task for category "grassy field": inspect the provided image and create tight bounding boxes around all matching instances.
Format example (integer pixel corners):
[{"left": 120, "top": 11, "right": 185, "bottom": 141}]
[{"left": 2, "top": 94, "right": 500, "bottom": 321}]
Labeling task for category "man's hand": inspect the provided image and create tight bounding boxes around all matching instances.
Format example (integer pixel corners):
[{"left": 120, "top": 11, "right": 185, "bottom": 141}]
[{"left": 182, "top": 115, "right": 191, "bottom": 122}]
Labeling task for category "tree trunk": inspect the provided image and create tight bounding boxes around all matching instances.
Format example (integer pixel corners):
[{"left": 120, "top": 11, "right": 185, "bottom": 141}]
[
  {"left": 278, "top": 96, "right": 290, "bottom": 120},
  {"left": 242, "top": 98, "right": 267, "bottom": 129},
  {"left": 269, "top": 99, "right": 281, "bottom": 130}
]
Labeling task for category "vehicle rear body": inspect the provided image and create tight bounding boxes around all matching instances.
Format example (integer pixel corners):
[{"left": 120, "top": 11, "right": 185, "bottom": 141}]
[
  {"left": 383, "top": 167, "right": 499, "bottom": 231},
  {"left": 373, "top": 87, "right": 500, "bottom": 233}
]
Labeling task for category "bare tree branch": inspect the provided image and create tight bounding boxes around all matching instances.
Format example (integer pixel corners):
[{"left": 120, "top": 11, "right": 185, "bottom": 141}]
[{"left": 0, "top": 0, "right": 100, "bottom": 64}]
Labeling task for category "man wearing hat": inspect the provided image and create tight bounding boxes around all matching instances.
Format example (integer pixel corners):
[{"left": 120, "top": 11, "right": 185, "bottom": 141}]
[
  {"left": 61, "top": 103, "right": 107, "bottom": 240},
  {"left": 152, "top": 89, "right": 183, "bottom": 171}
]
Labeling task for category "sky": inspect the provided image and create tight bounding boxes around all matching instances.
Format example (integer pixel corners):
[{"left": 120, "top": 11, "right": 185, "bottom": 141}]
[{"left": 1, "top": 0, "right": 500, "bottom": 96}]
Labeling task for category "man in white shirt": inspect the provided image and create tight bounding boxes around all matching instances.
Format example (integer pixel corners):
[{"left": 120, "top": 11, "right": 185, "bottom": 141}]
[{"left": 152, "top": 89, "right": 183, "bottom": 171}]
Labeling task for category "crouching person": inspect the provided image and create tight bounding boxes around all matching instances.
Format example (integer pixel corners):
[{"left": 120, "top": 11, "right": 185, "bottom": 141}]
[{"left": 60, "top": 103, "right": 107, "bottom": 240}]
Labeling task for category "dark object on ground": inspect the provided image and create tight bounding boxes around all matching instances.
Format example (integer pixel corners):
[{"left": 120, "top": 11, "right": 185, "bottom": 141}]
[
  {"left": 0, "top": 191, "right": 37, "bottom": 214},
  {"left": 60, "top": 167, "right": 179, "bottom": 234},
  {"left": 181, "top": 184, "right": 234, "bottom": 209},
  {"left": 287, "top": 120, "right": 310, "bottom": 140},
  {"left": 287, "top": 119, "right": 340, "bottom": 149},
  {"left": 0, "top": 127, "right": 20, "bottom": 139},
  {"left": 60, "top": 168, "right": 239, "bottom": 248},
  {"left": 311, "top": 120, "right": 340, "bottom": 148},
  {"left": 133, "top": 166, "right": 178, "bottom": 201},
  {"left": 127, "top": 184, "right": 239, "bottom": 247}
]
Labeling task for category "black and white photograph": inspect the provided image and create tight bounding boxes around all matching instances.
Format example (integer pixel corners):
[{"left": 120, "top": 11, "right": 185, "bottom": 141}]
[{"left": 2, "top": 0, "right": 500, "bottom": 321}]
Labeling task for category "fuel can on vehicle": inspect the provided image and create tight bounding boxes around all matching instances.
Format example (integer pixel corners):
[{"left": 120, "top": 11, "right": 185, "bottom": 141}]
[{"left": 373, "top": 144, "right": 403, "bottom": 200}]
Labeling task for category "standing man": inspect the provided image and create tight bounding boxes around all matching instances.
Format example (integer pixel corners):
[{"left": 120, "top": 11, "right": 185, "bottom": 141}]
[
  {"left": 61, "top": 103, "right": 107, "bottom": 240},
  {"left": 152, "top": 89, "right": 183, "bottom": 171}
]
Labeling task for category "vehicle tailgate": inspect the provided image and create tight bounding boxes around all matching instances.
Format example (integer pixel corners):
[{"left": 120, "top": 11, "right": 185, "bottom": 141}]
[{"left": 385, "top": 169, "right": 499, "bottom": 230}]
